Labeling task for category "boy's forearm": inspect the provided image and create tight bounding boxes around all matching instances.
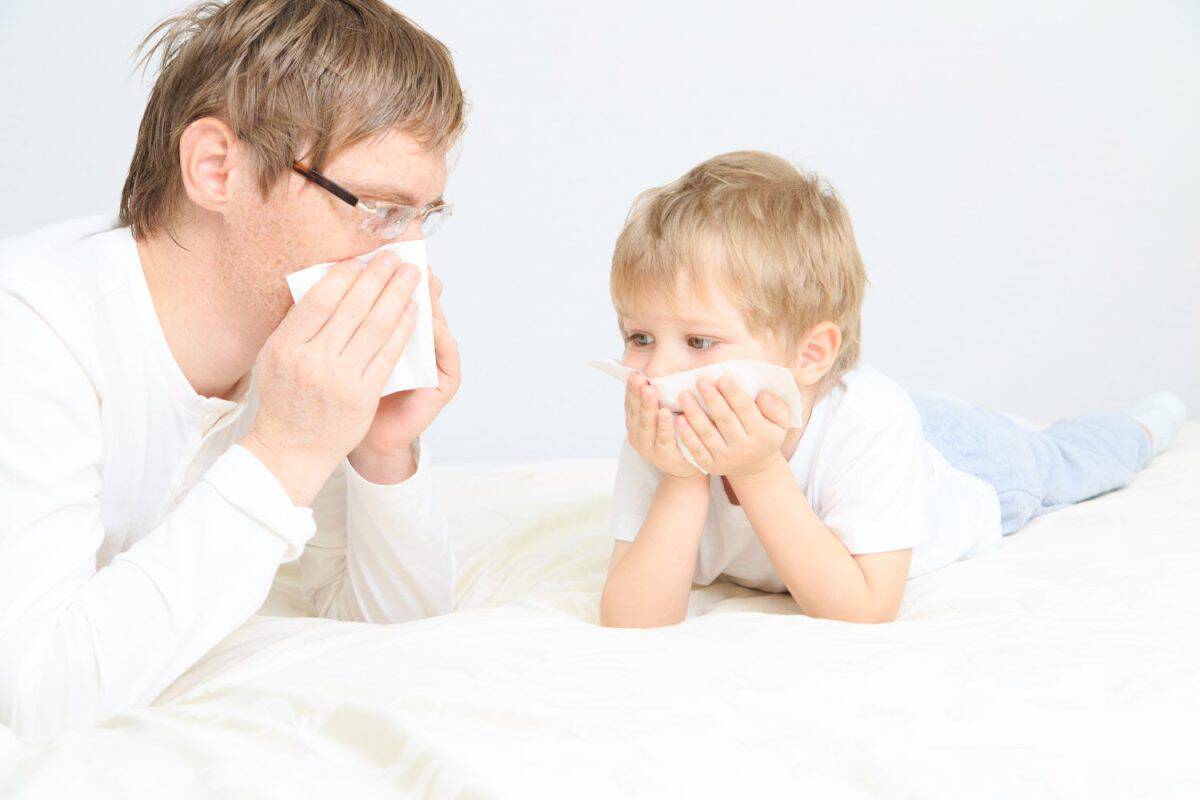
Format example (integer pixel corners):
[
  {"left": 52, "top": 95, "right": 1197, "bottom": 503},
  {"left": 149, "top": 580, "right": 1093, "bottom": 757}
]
[
  {"left": 600, "top": 474, "right": 710, "bottom": 628},
  {"left": 730, "top": 458, "right": 896, "bottom": 623}
]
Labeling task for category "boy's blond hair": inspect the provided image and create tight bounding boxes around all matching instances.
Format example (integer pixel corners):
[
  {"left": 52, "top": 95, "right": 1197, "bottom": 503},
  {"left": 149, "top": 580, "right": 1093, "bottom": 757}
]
[
  {"left": 120, "top": 0, "right": 465, "bottom": 238},
  {"left": 611, "top": 151, "right": 867, "bottom": 387}
]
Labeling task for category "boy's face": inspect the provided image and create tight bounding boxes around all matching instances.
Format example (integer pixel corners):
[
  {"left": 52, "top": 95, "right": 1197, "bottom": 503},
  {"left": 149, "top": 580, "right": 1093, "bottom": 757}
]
[{"left": 619, "top": 274, "right": 789, "bottom": 379}]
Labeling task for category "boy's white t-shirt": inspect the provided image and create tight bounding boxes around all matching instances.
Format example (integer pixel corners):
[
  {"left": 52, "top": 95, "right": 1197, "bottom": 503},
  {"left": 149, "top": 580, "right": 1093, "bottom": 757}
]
[{"left": 611, "top": 365, "right": 1002, "bottom": 590}]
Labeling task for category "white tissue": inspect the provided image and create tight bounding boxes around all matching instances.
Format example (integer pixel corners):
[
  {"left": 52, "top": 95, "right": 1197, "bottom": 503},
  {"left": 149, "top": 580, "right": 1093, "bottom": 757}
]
[
  {"left": 286, "top": 240, "right": 438, "bottom": 395},
  {"left": 586, "top": 358, "right": 805, "bottom": 474}
]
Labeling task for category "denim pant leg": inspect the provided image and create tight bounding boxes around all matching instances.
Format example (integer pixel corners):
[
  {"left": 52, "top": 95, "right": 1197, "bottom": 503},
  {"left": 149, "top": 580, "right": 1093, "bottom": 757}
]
[{"left": 912, "top": 395, "right": 1152, "bottom": 535}]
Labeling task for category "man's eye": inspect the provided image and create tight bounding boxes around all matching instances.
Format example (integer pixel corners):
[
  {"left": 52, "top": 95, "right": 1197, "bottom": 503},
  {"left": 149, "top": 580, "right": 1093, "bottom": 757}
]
[
  {"left": 687, "top": 336, "right": 718, "bottom": 351},
  {"left": 626, "top": 332, "right": 653, "bottom": 347}
]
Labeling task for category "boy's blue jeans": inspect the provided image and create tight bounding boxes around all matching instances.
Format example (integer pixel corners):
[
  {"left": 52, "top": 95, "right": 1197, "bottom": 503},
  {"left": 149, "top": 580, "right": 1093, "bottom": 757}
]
[{"left": 913, "top": 396, "right": 1152, "bottom": 535}]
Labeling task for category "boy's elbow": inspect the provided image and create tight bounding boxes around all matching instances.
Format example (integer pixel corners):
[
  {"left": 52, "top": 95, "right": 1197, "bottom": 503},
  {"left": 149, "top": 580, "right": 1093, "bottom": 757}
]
[
  {"left": 860, "top": 606, "right": 900, "bottom": 624},
  {"left": 798, "top": 598, "right": 900, "bottom": 624},
  {"left": 600, "top": 613, "right": 683, "bottom": 629},
  {"left": 599, "top": 594, "right": 684, "bottom": 629}
]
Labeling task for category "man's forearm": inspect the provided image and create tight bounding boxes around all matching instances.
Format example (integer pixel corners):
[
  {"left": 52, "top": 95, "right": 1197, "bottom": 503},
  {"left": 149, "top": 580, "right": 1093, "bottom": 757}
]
[
  {"left": 303, "top": 439, "right": 454, "bottom": 623},
  {"left": 1, "top": 446, "right": 314, "bottom": 737},
  {"left": 600, "top": 475, "right": 710, "bottom": 628},
  {"left": 730, "top": 458, "right": 894, "bottom": 623}
]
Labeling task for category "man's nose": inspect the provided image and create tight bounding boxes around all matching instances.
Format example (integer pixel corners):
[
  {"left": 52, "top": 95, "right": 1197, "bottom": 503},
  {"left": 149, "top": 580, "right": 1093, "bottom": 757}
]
[{"left": 385, "top": 219, "right": 423, "bottom": 243}]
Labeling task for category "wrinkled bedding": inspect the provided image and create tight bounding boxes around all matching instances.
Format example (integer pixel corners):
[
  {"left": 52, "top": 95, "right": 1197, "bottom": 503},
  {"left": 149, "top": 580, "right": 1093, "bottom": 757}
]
[{"left": 2, "top": 425, "right": 1197, "bottom": 798}]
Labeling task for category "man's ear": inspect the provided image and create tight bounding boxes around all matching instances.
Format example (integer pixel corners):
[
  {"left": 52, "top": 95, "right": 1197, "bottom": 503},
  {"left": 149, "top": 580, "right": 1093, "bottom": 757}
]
[
  {"left": 178, "top": 117, "right": 239, "bottom": 214},
  {"left": 792, "top": 321, "right": 842, "bottom": 387}
]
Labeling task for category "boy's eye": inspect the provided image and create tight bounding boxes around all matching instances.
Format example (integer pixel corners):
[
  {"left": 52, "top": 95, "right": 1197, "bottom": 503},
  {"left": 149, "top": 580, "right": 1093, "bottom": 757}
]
[
  {"left": 687, "top": 336, "right": 718, "bottom": 351},
  {"left": 626, "top": 332, "right": 653, "bottom": 347}
]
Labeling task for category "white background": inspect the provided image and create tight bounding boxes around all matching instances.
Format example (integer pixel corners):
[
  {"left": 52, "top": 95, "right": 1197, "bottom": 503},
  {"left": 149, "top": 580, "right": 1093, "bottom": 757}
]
[{"left": 1, "top": 1, "right": 1196, "bottom": 463}]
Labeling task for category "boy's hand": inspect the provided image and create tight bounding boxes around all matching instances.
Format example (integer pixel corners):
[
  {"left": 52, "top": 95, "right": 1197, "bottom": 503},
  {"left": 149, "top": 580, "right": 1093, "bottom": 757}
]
[
  {"left": 625, "top": 373, "right": 701, "bottom": 478},
  {"left": 675, "top": 376, "right": 791, "bottom": 478}
]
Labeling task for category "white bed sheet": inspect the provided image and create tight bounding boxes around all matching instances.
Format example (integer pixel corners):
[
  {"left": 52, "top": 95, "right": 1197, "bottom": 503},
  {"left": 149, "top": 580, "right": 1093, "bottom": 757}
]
[{"left": 2, "top": 425, "right": 1198, "bottom": 798}]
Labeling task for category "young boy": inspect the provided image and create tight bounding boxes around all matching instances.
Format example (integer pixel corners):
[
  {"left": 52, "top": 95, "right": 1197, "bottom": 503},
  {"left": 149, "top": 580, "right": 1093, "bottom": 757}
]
[{"left": 599, "top": 151, "right": 1186, "bottom": 627}]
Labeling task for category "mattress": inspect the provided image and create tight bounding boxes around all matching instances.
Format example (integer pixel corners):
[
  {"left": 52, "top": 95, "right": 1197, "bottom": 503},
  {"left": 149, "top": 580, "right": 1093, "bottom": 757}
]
[{"left": 2, "top": 424, "right": 1197, "bottom": 798}]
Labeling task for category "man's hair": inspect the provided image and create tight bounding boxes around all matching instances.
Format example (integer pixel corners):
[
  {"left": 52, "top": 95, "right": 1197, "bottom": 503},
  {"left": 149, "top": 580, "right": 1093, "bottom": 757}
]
[
  {"left": 611, "top": 151, "right": 867, "bottom": 386},
  {"left": 120, "top": 0, "right": 465, "bottom": 238}
]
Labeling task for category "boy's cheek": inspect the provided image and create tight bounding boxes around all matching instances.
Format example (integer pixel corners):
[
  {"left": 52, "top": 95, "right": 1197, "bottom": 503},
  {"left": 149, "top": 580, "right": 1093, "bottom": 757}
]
[{"left": 620, "top": 350, "right": 651, "bottom": 372}]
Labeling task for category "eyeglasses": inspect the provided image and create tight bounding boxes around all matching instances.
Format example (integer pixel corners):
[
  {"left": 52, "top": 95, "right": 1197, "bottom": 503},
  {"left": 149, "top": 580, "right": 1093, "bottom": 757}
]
[{"left": 292, "top": 161, "right": 453, "bottom": 239}]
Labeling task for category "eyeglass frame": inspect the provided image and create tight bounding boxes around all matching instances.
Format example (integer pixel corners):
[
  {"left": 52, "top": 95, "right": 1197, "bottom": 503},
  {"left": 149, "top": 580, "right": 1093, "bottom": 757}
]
[{"left": 291, "top": 160, "right": 453, "bottom": 238}]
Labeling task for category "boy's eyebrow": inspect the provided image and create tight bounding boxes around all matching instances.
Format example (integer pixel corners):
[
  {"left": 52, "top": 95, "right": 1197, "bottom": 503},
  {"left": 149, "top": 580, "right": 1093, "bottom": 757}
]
[
  {"left": 620, "top": 315, "right": 736, "bottom": 330},
  {"left": 669, "top": 317, "right": 738, "bottom": 330}
]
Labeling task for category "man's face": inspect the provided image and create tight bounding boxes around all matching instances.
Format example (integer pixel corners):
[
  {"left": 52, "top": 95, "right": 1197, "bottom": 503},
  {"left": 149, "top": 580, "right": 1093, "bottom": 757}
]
[{"left": 220, "top": 128, "right": 448, "bottom": 327}]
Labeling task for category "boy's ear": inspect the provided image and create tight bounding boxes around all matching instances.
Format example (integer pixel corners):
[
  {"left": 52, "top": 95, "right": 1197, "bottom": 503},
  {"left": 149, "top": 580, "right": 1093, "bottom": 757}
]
[
  {"left": 792, "top": 321, "right": 842, "bottom": 387},
  {"left": 177, "top": 117, "right": 240, "bottom": 215}
]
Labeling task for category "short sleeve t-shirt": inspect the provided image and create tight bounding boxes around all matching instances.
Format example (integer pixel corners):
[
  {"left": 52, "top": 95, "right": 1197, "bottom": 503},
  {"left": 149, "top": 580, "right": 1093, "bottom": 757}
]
[{"left": 610, "top": 366, "right": 1002, "bottom": 591}]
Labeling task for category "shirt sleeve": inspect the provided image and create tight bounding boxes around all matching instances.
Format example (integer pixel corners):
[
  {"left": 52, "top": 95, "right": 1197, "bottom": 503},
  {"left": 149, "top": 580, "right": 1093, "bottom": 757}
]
[
  {"left": 611, "top": 441, "right": 663, "bottom": 542},
  {"left": 299, "top": 439, "right": 455, "bottom": 623},
  {"left": 815, "top": 403, "right": 933, "bottom": 555},
  {"left": 0, "top": 294, "right": 315, "bottom": 738}
]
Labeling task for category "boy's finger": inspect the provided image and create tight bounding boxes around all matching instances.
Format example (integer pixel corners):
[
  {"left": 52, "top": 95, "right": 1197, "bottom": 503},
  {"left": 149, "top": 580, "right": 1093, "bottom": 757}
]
[
  {"left": 680, "top": 390, "right": 725, "bottom": 452},
  {"left": 654, "top": 408, "right": 677, "bottom": 453},
  {"left": 717, "top": 376, "right": 762, "bottom": 431},
  {"left": 624, "top": 373, "right": 641, "bottom": 421},
  {"left": 626, "top": 374, "right": 644, "bottom": 422},
  {"left": 676, "top": 415, "right": 713, "bottom": 471},
  {"left": 638, "top": 385, "right": 657, "bottom": 447},
  {"left": 757, "top": 391, "right": 792, "bottom": 429},
  {"left": 697, "top": 378, "right": 746, "bottom": 441}
]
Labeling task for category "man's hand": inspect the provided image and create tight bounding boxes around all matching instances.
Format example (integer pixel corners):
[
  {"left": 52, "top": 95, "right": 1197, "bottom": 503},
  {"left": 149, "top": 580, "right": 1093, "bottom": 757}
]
[
  {"left": 675, "top": 376, "right": 791, "bottom": 478},
  {"left": 243, "top": 250, "right": 421, "bottom": 505},
  {"left": 625, "top": 372, "right": 700, "bottom": 478},
  {"left": 348, "top": 269, "right": 461, "bottom": 484}
]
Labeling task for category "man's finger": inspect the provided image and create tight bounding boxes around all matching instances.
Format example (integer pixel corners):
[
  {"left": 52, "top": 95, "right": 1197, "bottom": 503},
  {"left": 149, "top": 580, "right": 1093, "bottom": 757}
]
[
  {"left": 314, "top": 251, "right": 404, "bottom": 353},
  {"left": 429, "top": 302, "right": 461, "bottom": 395},
  {"left": 364, "top": 301, "right": 418, "bottom": 388},
  {"left": 429, "top": 268, "right": 445, "bottom": 306},
  {"left": 342, "top": 260, "right": 420, "bottom": 368},
  {"left": 275, "top": 259, "right": 363, "bottom": 344}
]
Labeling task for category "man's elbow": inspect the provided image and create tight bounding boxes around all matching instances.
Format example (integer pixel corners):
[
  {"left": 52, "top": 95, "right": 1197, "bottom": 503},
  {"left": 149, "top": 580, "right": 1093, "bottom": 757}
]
[{"left": 0, "top": 636, "right": 92, "bottom": 739}]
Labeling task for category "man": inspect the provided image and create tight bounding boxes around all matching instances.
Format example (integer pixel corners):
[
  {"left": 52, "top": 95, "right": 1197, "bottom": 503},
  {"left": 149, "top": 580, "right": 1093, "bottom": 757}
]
[{"left": 0, "top": 0, "right": 465, "bottom": 737}]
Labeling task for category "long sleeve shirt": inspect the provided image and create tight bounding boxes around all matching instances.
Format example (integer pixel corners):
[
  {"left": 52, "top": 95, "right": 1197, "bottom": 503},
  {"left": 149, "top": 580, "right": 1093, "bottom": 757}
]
[{"left": 0, "top": 216, "right": 454, "bottom": 738}]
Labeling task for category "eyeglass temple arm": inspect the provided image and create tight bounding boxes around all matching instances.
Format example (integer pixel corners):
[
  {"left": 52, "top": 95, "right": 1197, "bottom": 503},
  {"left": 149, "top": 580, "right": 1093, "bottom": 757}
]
[{"left": 292, "top": 162, "right": 361, "bottom": 208}]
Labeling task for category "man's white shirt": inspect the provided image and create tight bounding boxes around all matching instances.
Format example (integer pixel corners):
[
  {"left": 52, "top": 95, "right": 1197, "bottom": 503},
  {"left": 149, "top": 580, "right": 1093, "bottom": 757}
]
[{"left": 0, "top": 216, "right": 454, "bottom": 737}]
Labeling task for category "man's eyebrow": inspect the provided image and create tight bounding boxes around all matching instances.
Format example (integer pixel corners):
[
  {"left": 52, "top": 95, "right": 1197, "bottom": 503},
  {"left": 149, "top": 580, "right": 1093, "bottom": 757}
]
[{"left": 347, "top": 182, "right": 441, "bottom": 207}]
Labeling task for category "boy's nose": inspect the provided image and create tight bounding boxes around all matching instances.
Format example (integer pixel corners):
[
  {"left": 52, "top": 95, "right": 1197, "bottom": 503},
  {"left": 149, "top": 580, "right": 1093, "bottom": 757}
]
[{"left": 643, "top": 353, "right": 686, "bottom": 380}]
